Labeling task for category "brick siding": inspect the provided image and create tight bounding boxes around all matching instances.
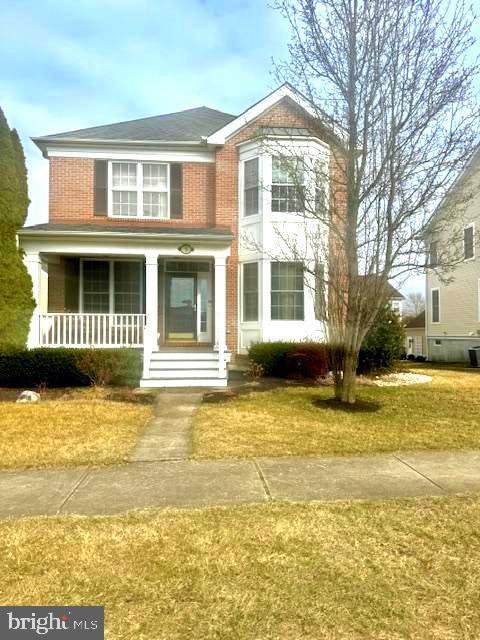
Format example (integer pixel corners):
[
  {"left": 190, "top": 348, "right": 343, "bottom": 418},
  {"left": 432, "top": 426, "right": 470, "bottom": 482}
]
[{"left": 49, "top": 158, "right": 216, "bottom": 229}]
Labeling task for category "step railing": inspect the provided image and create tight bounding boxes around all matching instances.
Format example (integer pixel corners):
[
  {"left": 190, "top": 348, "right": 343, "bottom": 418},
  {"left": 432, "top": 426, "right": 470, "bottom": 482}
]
[{"left": 38, "top": 313, "right": 146, "bottom": 348}]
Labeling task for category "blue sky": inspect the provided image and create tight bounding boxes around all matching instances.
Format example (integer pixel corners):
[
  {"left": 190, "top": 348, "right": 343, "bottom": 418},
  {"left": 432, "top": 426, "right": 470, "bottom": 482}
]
[
  {"left": 0, "top": 0, "right": 431, "bottom": 294},
  {"left": 1, "top": 0, "right": 289, "bottom": 221}
]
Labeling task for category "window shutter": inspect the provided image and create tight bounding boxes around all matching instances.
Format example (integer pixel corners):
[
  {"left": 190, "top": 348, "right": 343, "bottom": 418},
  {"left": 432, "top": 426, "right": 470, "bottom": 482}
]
[
  {"left": 94, "top": 160, "right": 108, "bottom": 216},
  {"left": 170, "top": 163, "right": 183, "bottom": 219}
]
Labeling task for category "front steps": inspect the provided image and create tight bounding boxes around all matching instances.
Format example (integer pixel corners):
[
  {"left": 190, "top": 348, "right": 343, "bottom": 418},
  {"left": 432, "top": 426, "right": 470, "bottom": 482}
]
[{"left": 140, "top": 350, "right": 230, "bottom": 388}]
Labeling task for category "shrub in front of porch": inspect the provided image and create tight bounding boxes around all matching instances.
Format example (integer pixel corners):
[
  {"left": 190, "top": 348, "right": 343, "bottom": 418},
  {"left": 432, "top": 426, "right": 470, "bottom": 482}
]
[
  {"left": 248, "top": 342, "right": 330, "bottom": 379},
  {"left": 0, "top": 348, "right": 141, "bottom": 388}
]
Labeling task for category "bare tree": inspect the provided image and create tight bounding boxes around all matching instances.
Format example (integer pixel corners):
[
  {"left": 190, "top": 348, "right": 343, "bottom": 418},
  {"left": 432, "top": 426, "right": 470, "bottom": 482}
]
[
  {"left": 268, "top": 0, "right": 480, "bottom": 403},
  {"left": 404, "top": 292, "right": 425, "bottom": 317}
]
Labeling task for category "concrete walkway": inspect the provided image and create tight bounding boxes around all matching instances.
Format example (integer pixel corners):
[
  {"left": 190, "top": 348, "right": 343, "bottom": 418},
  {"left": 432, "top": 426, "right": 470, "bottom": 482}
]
[
  {"left": 1, "top": 450, "right": 480, "bottom": 519},
  {"left": 131, "top": 391, "right": 203, "bottom": 462}
]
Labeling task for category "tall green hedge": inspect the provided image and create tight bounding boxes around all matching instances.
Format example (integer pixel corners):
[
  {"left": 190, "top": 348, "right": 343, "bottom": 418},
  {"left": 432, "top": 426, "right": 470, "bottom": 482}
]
[
  {"left": 0, "top": 107, "right": 34, "bottom": 348},
  {"left": 0, "top": 348, "right": 142, "bottom": 388}
]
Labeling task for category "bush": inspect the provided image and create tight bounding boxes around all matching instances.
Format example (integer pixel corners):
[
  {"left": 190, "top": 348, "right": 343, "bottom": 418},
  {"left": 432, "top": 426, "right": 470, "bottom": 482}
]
[
  {"left": 357, "top": 306, "right": 405, "bottom": 374},
  {"left": 248, "top": 341, "right": 329, "bottom": 379},
  {"left": 0, "top": 348, "right": 142, "bottom": 388},
  {"left": 415, "top": 355, "right": 426, "bottom": 362}
]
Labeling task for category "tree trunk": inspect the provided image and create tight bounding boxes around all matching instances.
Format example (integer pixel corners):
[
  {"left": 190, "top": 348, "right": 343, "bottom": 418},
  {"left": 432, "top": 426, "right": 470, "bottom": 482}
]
[{"left": 340, "top": 351, "right": 358, "bottom": 404}]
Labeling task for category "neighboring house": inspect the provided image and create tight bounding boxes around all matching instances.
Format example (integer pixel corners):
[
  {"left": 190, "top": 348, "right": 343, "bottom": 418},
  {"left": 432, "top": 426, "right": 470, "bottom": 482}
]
[
  {"left": 404, "top": 311, "right": 426, "bottom": 358},
  {"left": 18, "top": 84, "right": 346, "bottom": 387},
  {"left": 386, "top": 283, "right": 404, "bottom": 318},
  {"left": 425, "top": 148, "right": 480, "bottom": 362}
]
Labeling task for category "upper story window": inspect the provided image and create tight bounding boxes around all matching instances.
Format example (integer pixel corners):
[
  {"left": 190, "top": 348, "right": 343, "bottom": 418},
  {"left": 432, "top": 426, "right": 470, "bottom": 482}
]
[
  {"left": 464, "top": 224, "right": 475, "bottom": 260},
  {"left": 243, "top": 158, "right": 260, "bottom": 217},
  {"left": 271, "top": 157, "right": 304, "bottom": 213},
  {"left": 110, "top": 161, "right": 169, "bottom": 219}
]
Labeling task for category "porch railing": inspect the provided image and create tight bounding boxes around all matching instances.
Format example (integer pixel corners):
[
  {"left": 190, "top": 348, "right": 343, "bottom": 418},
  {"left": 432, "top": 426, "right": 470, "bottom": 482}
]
[{"left": 38, "top": 313, "right": 146, "bottom": 348}]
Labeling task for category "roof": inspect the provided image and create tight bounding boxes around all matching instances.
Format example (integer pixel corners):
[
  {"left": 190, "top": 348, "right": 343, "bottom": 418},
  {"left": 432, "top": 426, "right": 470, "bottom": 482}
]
[
  {"left": 404, "top": 310, "right": 426, "bottom": 328},
  {"left": 386, "top": 283, "right": 405, "bottom": 300},
  {"left": 18, "top": 223, "right": 233, "bottom": 240},
  {"left": 34, "top": 106, "right": 236, "bottom": 144}
]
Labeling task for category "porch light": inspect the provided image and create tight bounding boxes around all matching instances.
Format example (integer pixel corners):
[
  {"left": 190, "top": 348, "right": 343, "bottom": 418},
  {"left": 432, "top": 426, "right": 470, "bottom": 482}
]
[{"left": 178, "top": 243, "right": 194, "bottom": 255}]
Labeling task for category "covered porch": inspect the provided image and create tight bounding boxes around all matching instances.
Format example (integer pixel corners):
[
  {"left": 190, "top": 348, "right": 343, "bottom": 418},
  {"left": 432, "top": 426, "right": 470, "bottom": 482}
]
[{"left": 20, "top": 225, "right": 232, "bottom": 386}]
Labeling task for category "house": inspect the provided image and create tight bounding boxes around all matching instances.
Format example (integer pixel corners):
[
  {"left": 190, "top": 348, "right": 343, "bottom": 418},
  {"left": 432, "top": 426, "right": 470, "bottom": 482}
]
[
  {"left": 386, "top": 283, "right": 404, "bottom": 318},
  {"left": 404, "top": 311, "right": 426, "bottom": 358},
  {"left": 425, "top": 148, "right": 480, "bottom": 362},
  {"left": 18, "top": 84, "right": 346, "bottom": 387}
]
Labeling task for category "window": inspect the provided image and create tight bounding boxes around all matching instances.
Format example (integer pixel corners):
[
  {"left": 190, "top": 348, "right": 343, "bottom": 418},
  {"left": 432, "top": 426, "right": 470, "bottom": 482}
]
[
  {"left": 434, "top": 339, "right": 442, "bottom": 346},
  {"left": 243, "top": 263, "right": 259, "bottom": 321},
  {"left": 271, "top": 157, "right": 304, "bottom": 213},
  {"left": 244, "top": 158, "right": 259, "bottom": 216},
  {"left": 429, "top": 241, "right": 438, "bottom": 268},
  {"left": 111, "top": 162, "right": 169, "bottom": 219},
  {"left": 391, "top": 300, "right": 402, "bottom": 315},
  {"left": 82, "top": 260, "right": 110, "bottom": 313},
  {"left": 114, "top": 262, "right": 142, "bottom": 313},
  {"left": 464, "top": 224, "right": 475, "bottom": 260},
  {"left": 431, "top": 289, "right": 440, "bottom": 323},
  {"left": 315, "top": 160, "right": 328, "bottom": 218},
  {"left": 271, "top": 262, "right": 304, "bottom": 320},
  {"left": 81, "top": 260, "right": 143, "bottom": 314},
  {"left": 314, "top": 262, "right": 326, "bottom": 321}
]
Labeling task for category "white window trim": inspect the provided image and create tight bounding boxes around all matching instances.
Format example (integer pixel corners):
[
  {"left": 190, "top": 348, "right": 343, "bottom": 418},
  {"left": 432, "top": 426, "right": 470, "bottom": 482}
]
[
  {"left": 464, "top": 222, "right": 475, "bottom": 261},
  {"left": 431, "top": 287, "right": 440, "bottom": 324},
  {"left": 241, "top": 261, "right": 260, "bottom": 324},
  {"left": 79, "top": 258, "right": 144, "bottom": 314},
  {"left": 107, "top": 161, "right": 170, "bottom": 220}
]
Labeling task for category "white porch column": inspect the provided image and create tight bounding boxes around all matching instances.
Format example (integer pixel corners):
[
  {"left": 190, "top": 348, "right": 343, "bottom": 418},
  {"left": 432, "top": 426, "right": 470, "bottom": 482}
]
[
  {"left": 214, "top": 256, "right": 228, "bottom": 377},
  {"left": 143, "top": 252, "right": 159, "bottom": 378},
  {"left": 25, "top": 252, "right": 42, "bottom": 348}
]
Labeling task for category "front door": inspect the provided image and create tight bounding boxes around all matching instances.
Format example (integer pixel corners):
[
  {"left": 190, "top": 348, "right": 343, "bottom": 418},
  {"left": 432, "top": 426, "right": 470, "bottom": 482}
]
[{"left": 166, "top": 274, "right": 197, "bottom": 342}]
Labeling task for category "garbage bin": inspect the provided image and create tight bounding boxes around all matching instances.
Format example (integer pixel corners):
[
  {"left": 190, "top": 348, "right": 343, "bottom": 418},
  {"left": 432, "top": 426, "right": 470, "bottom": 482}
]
[{"left": 468, "top": 346, "right": 480, "bottom": 367}]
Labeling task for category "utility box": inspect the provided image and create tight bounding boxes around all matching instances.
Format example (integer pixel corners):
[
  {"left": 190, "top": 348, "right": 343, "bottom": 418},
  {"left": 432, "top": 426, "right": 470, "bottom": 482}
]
[{"left": 468, "top": 346, "right": 480, "bottom": 368}]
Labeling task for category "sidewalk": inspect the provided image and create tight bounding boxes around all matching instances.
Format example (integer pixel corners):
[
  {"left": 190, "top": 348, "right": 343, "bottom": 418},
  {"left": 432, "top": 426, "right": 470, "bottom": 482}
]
[{"left": 1, "top": 450, "right": 480, "bottom": 519}]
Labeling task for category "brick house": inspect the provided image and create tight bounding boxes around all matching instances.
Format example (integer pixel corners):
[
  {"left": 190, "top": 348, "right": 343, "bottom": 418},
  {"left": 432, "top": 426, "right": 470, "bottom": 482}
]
[{"left": 18, "top": 84, "right": 343, "bottom": 387}]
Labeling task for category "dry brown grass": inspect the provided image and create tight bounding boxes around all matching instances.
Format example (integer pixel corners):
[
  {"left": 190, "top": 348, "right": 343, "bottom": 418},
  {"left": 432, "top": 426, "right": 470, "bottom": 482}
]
[
  {"left": 1, "top": 496, "right": 479, "bottom": 639},
  {"left": 0, "top": 387, "right": 151, "bottom": 469},
  {"left": 193, "top": 364, "right": 480, "bottom": 459}
]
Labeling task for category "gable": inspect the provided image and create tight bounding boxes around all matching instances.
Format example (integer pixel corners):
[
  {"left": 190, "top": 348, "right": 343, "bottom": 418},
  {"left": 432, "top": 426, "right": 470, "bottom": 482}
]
[{"left": 207, "top": 84, "right": 342, "bottom": 146}]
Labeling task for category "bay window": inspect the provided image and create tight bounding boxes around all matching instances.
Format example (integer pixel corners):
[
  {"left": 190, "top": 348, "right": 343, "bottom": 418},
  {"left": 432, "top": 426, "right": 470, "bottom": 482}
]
[
  {"left": 110, "top": 161, "right": 169, "bottom": 218},
  {"left": 271, "top": 157, "right": 304, "bottom": 213},
  {"left": 271, "top": 262, "right": 304, "bottom": 320},
  {"left": 243, "top": 262, "right": 259, "bottom": 321},
  {"left": 243, "top": 158, "right": 259, "bottom": 216}
]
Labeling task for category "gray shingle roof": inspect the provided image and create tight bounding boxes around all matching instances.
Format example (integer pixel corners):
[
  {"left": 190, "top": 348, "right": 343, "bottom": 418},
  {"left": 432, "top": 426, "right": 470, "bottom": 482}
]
[
  {"left": 19, "top": 223, "right": 233, "bottom": 238},
  {"left": 36, "top": 107, "right": 236, "bottom": 143}
]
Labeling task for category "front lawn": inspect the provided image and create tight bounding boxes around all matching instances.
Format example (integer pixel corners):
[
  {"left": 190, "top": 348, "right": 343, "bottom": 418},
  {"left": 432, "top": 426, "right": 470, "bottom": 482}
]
[
  {"left": 193, "top": 365, "right": 480, "bottom": 459},
  {"left": 1, "top": 496, "right": 479, "bottom": 639},
  {"left": 0, "top": 387, "right": 151, "bottom": 470}
]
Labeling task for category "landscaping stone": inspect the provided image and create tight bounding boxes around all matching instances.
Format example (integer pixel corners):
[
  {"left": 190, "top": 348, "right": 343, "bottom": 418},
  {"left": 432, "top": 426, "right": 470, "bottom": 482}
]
[{"left": 16, "top": 390, "right": 40, "bottom": 403}]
